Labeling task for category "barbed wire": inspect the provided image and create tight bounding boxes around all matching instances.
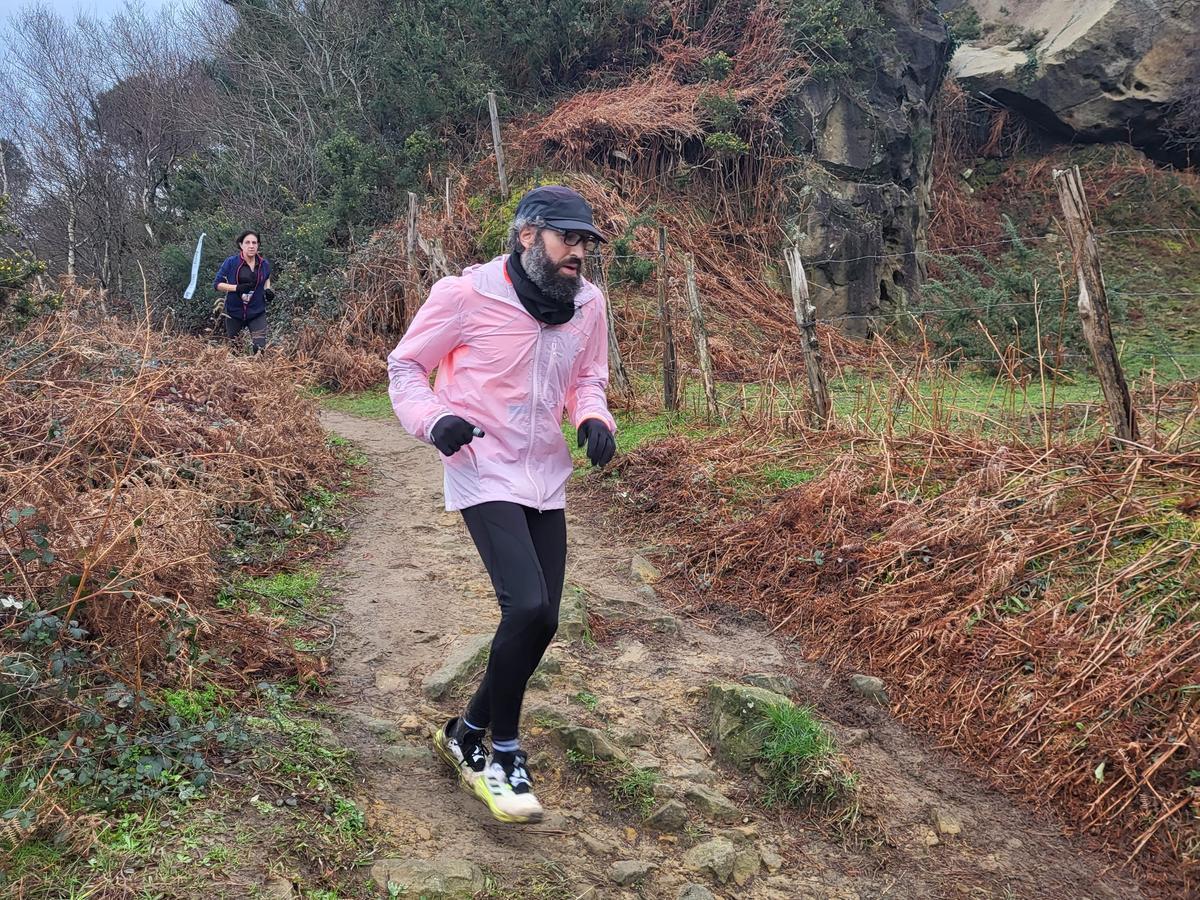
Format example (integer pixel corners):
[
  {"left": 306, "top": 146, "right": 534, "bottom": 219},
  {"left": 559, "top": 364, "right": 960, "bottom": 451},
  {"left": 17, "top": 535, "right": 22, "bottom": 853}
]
[{"left": 594, "top": 225, "right": 1199, "bottom": 269}]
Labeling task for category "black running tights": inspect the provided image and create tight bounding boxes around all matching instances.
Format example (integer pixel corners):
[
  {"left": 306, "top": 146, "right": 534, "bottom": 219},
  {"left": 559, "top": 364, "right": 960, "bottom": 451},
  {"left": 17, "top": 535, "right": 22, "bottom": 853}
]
[{"left": 460, "top": 501, "right": 566, "bottom": 743}]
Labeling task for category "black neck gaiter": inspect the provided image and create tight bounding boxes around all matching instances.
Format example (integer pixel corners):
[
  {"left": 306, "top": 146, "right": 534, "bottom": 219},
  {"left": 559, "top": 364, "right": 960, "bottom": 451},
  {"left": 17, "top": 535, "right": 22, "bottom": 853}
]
[{"left": 506, "top": 251, "right": 576, "bottom": 326}]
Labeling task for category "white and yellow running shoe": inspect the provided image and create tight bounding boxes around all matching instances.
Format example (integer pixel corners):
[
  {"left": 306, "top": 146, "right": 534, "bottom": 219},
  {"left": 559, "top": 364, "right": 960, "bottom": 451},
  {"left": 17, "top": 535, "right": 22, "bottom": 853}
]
[
  {"left": 433, "top": 717, "right": 488, "bottom": 789},
  {"left": 472, "top": 749, "right": 544, "bottom": 824}
]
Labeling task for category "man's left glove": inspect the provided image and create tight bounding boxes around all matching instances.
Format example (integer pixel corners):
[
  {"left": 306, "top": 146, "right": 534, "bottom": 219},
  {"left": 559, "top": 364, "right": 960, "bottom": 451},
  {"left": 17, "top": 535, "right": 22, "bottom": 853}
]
[
  {"left": 577, "top": 418, "right": 615, "bottom": 468},
  {"left": 264, "top": 287, "right": 275, "bottom": 303}
]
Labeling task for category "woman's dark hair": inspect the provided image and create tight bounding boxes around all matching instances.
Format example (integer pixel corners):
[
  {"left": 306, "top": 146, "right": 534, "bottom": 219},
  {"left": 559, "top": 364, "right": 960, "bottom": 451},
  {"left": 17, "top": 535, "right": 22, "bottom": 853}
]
[{"left": 236, "top": 230, "right": 261, "bottom": 247}]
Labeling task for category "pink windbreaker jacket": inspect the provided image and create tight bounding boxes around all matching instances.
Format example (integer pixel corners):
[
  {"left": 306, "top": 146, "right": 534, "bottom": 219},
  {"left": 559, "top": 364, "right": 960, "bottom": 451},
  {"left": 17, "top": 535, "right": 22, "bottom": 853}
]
[{"left": 387, "top": 255, "right": 617, "bottom": 512}]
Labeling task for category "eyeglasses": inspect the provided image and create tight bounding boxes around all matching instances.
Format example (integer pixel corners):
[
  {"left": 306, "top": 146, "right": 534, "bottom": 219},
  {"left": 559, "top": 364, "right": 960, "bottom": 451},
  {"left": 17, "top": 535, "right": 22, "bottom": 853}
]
[{"left": 545, "top": 227, "right": 600, "bottom": 252}]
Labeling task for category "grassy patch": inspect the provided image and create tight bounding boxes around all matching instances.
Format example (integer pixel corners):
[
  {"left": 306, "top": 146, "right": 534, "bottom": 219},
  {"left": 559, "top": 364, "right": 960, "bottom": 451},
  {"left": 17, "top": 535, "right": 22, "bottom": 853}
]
[
  {"left": 760, "top": 465, "right": 818, "bottom": 489},
  {"left": 571, "top": 690, "right": 600, "bottom": 712},
  {"left": 563, "top": 749, "right": 660, "bottom": 820},
  {"left": 754, "top": 702, "right": 858, "bottom": 814},
  {"left": 162, "top": 683, "right": 231, "bottom": 723},
  {"left": 478, "top": 861, "right": 576, "bottom": 900},
  {"left": 327, "top": 433, "right": 368, "bottom": 468},
  {"left": 218, "top": 569, "right": 323, "bottom": 620},
  {"left": 314, "top": 386, "right": 392, "bottom": 420}
]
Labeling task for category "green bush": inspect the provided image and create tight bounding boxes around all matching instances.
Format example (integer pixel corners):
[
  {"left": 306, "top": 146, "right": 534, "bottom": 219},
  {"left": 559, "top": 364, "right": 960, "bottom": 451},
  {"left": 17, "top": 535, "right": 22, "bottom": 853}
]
[
  {"left": 945, "top": 5, "right": 982, "bottom": 45},
  {"left": 700, "top": 90, "right": 742, "bottom": 132},
  {"left": 609, "top": 235, "right": 656, "bottom": 288},
  {"left": 700, "top": 51, "right": 734, "bottom": 81},
  {"left": 922, "top": 218, "right": 1126, "bottom": 373},
  {"left": 704, "top": 131, "right": 751, "bottom": 156},
  {"left": 787, "top": 0, "right": 891, "bottom": 79},
  {"left": 0, "top": 196, "right": 50, "bottom": 333}
]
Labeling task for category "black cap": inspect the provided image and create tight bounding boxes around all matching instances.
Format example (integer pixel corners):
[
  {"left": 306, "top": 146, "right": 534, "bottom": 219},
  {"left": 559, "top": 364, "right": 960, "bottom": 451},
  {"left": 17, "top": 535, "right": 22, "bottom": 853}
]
[{"left": 514, "top": 185, "right": 605, "bottom": 243}]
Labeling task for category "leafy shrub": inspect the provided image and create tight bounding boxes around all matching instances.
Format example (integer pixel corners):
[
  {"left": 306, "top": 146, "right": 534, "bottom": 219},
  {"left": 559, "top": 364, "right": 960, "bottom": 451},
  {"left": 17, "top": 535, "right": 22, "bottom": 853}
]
[
  {"left": 944, "top": 5, "right": 982, "bottom": 45},
  {"left": 787, "top": 0, "right": 891, "bottom": 79},
  {"left": 700, "top": 90, "right": 742, "bottom": 132},
  {"left": 609, "top": 235, "right": 655, "bottom": 288},
  {"left": 922, "top": 218, "right": 1126, "bottom": 372},
  {"left": 704, "top": 131, "right": 751, "bottom": 156},
  {"left": 700, "top": 51, "right": 734, "bottom": 81}
]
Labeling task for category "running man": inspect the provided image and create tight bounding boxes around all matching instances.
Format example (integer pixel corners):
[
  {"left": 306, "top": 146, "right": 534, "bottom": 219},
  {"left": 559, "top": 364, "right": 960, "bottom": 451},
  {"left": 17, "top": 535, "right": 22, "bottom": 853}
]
[{"left": 387, "top": 185, "right": 617, "bottom": 823}]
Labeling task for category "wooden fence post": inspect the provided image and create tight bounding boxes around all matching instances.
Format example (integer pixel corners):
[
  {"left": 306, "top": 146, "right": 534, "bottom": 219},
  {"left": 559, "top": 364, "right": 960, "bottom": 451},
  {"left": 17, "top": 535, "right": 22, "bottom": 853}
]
[
  {"left": 487, "top": 91, "right": 509, "bottom": 199},
  {"left": 785, "top": 245, "right": 831, "bottom": 425},
  {"left": 684, "top": 253, "right": 718, "bottom": 419},
  {"left": 590, "top": 250, "right": 632, "bottom": 398},
  {"left": 406, "top": 192, "right": 418, "bottom": 261},
  {"left": 445, "top": 176, "right": 452, "bottom": 225},
  {"left": 658, "top": 226, "right": 678, "bottom": 412},
  {"left": 1052, "top": 166, "right": 1138, "bottom": 443}
]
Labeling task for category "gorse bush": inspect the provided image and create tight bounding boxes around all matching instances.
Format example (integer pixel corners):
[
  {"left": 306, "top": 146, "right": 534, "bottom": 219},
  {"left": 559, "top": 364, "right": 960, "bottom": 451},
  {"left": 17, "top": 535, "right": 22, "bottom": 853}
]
[
  {"left": 922, "top": 217, "right": 1125, "bottom": 373},
  {"left": 787, "top": 0, "right": 891, "bottom": 79}
]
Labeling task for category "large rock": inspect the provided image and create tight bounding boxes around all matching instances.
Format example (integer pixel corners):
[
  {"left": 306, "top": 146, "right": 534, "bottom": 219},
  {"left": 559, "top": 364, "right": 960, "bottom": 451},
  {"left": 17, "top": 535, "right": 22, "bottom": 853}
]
[
  {"left": 646, "top": 799, "right": 690, "bottom": 832},
  {"left": 683, "top": 837, "right": 737, "bottom": 884},
  {"left": 683, "top": 784, "right": 740, "bottom": 824},
  {"left": 422, "top": 634, "right": 491, "bottom": 700},
  {"left": 946, "top": 0, "right": 1199, "bottom": 164},
  {"left": 708, "top": 682, "right": 794, "bottom": 767},
  {"left": 556, "top": 587, "right": 590, "bottom": 642},
  {"left": 609, "top": 860, "right": 655, "bottom": 886},
  {"left": 551, "top": 723, "right": 628, "bottom": 762},
  {"left": 788, "top": 0, "right": 952, "bottom": 335},
  {"left": 370, "top": 858, "right": 484, "bottom": 897}
]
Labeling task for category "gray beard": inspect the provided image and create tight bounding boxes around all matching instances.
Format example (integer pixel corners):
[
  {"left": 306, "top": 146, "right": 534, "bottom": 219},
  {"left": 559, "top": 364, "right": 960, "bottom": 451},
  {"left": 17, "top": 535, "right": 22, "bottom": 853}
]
[{"left": 523, "top": 239, "right": 582, "bottom": 305}]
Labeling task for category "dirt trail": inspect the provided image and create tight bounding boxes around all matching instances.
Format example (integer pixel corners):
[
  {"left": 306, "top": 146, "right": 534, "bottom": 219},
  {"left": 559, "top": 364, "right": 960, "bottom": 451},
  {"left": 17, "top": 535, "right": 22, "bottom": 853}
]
[{"left": 319, "top": 410, "right": 1141, "bottom": 900}]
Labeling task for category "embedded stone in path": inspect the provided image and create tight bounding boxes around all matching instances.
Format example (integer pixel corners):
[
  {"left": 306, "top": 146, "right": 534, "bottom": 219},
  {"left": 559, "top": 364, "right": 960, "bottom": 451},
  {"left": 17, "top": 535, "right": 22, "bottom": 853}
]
[
  {"left": 630, "top": 554, "right": 661, "bottom": 584},
  {"left": 733, "top": 847, "right": 762, "bottom": 886},
  {"left": 609, "top": 860, "right": 655, "bottom": 886},
  {"left": 645, "top": 799, "right": 689, "bottom": 832},
  {"left": 550, "top": 723, "right": 628, "bottom": 762},
  {"left": 370, "top": 857, "right": 484, "bottom": 897},
  {"left": 678, "top": 885, "right": 717, "bottom": 900},
  {"left": 683, "top": 784, "right": 740, "bottom": 824},
  {"left": 556, "top": 587, "right": 590, "bottom": 641},
  {"left": 421, "top": 634, "right": 491, "bottom": 700},
  {"left": 708, "top": 682, "right": 794, "bottom": 766},
  {"left": 683, "top": 837, "right": 737, "bottom": 884},
  {"left": 742, "top": 673, "right": 797, "bottom": 696},
  {"left": 929, "top": 805, "right": 964, "bottom": 836},
  {"left": 848, "top": 673, "right": 889, "bottom": 705}
]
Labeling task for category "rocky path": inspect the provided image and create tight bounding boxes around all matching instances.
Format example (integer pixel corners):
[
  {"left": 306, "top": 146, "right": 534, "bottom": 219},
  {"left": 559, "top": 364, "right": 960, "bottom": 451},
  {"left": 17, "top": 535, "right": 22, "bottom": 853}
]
[{"left": 319, "top": 410, "right": 1140, "bottom": 900}]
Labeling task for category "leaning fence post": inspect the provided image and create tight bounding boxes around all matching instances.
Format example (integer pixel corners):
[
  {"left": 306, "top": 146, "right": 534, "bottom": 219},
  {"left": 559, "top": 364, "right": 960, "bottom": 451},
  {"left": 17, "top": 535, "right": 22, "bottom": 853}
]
[
  {"left": 487, "top": 91, "right": 509, "bottom": 199},
  {"left": 1052, "top": 165, "right": 1138, "bottom": 444},
  {"left": 684, "top": 253, "right": 718, "bottom": 420},
  {"left": 590, "top": 250, "right": 632, "bottom": 398},
  {"left": 785, "top": 245, "right": 831, "bottom": 425},
  {"left": 658, "top": 226, "right": 678, "bottom": 412}
]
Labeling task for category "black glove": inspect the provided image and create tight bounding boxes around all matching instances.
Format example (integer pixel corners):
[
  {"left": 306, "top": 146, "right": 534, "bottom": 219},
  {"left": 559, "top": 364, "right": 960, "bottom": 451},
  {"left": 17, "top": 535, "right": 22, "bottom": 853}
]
[
  {"left": 577, "top": 418, "right": 615, "bottom": 468},
  {"left": 431, "top": 415, "right": 482, "bottom": 457},
  {"left": 264, "top": 287, "right": 275, "bottom": 303}
]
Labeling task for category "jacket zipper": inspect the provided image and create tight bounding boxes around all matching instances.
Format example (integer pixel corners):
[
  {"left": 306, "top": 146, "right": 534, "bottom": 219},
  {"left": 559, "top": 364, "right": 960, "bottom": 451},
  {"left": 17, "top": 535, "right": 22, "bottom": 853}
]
[{"left": 526, "top": 328, "right": 544, "bottom": 510}]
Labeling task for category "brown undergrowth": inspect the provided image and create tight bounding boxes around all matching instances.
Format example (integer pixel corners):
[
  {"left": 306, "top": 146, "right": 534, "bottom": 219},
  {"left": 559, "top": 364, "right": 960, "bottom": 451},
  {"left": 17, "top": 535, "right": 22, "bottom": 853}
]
[
  {"left": 0, "top": 282, "right": 343, "bottom": 873},
  {"left": 589, "top": 420, "right": 1199, "bottom": 895}
]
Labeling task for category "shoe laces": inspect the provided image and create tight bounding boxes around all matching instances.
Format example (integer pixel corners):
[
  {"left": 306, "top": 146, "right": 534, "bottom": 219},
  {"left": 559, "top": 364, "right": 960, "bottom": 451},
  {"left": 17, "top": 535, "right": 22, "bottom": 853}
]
[{"left": 497, "top": 750, "right": 532, "bottom": 792}]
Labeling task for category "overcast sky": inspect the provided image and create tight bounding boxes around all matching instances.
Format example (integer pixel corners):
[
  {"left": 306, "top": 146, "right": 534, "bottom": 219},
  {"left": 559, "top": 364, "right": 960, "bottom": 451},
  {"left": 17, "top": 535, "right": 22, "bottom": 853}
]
[{"left": 12, "top": 0, "right": 173, "bottom": 21}]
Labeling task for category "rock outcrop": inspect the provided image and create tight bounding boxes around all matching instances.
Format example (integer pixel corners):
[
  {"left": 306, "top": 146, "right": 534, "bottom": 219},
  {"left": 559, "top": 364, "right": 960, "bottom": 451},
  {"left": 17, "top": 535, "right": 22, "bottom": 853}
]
[
  {"left": 945, "top": 0, "right": 1200, "bottom": 164},
  {"left": 789, "top": 0, "right": 952, "bottom": 335}
]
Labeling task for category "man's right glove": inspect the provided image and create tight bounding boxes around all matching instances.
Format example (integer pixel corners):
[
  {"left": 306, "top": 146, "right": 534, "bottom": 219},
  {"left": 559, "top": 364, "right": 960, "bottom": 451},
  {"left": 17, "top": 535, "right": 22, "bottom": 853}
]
[
  {"left": 577, "top": 418, "right": 616, "bottom": 468},
  {"left": 431, "top": 415, "right": 481, "bottom": 457}
]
